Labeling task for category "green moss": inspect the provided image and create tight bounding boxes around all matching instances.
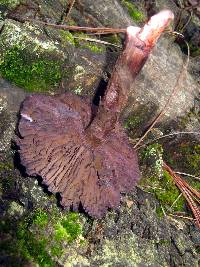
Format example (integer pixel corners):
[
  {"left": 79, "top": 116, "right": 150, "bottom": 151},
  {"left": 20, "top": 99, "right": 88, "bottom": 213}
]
[
  {"left": 0, "top": 218, "right": 13, "bottom": 233},
  {"left": 140, "top": 170, "right": 185, "bottom": 217},
  {"left": 156, "top": 239, "right": 171, "bottom": 246},
  {"left": 0, "top": 161, "right": 13, "bottom": 171},
  {"left": 0, "top": 208, "right": 84, "bottom": 266},
  {"left": 178, "top": 143, "right": 200, "bottom": 191},
  {"left": 60, "top": 30, "right": 104, "bottom": 53},
  {"left": 140, "top": 143, "right": 186, "bottom": 216},
  {"left": 76, "top": 33, "right": 105, "bottom": 53},
  {"left": 102, "top": 34, "right": 122, "bottom": 46},
  {"left": 123, "top": 104, "right": 157, "bottom": 139},
  {"left": 17, "top": 224, "right": 54, "bottom": 267},
  {"left": 157, "top": 170, "right": 185, "bottom": 211},
  {"left": 1, "top": 175, "right": 15, "bottom": 196},
  {"left": 0, "top": 46, "right": 62, "bottom": 92},
  {"left": 50, "top": 244, "right": 63, "bottom": 257},
  {"left": 83, "top": 42, "right": 104, "bottom": 53},
  {"left": 124, "top": 115, "right": 142, "bottom": 130},
  {"left": 0, "top": 217, "right": 53, "bottom": 267},
  {"left": 190, "top": 45, "right": 200, "bottom": 57},
  {"left": 0, "top": 158, "right": 16, "bottom": 200},
  {"left": 155, "top": 206, "right": 164, "bottom": 218},
  {"left": 32, "top": 209, "right": 49, "bottom": 228},
  {"left": 60, "top": 30, "right": 77, "bottom": 46},
  {"left": 164, "top": 140, "right": 200, "bottom": 191},
  {"left": 122, "top": 0, "right": 145, "bottom": 23},
  {"left": 0, "top": 0, "right": 21, "bottom": 9},
  {"left": 54, "top": 212, "right": 82, "bottom": 243},
  {"left": 179, "top": 40, "right": 200, "bottom": 57},
  {"left": 179, "top": 144, "right": 200, "bottom": 175}
]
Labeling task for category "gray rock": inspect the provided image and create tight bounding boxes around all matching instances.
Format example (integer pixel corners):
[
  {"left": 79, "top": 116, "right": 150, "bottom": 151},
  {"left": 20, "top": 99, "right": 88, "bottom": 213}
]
[
  {"left": 71, "top": 0, "right": 134, "bottom": 27},
  {"left": 0, "top": 78, "right": 26, "bottom": 152}
]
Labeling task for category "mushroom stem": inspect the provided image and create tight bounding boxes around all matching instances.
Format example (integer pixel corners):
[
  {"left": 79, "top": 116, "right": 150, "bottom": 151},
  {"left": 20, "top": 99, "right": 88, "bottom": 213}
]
[
  {"left": 88, "top": 10, "right": 174, "bottom": 141},
  {"left": 103, "top": 10, "right": 174, "bottom": 113}
]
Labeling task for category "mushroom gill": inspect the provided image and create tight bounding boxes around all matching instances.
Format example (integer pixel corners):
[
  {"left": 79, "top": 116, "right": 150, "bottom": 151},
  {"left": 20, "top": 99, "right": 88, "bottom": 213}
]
[{"left": 16, "top": 10, "right": 174, "bottom": 218}]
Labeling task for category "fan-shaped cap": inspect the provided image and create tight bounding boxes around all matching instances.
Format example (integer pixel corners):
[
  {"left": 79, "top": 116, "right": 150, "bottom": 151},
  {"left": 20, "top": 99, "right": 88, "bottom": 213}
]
[{"left": 17, "top": 92, "right": 140, "bottom": 217}]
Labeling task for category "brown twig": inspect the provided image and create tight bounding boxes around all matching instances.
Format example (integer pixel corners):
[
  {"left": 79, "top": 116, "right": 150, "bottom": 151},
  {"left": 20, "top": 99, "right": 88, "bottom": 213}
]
[
  {"left": 23, "top": 18, "right": 126, "bottom": 34},
  {"left": 134, "top": 36, "right": 190, "bottom": 149},
  {"left": 163, "top": 162, "right": 200, "bottom": 228}
]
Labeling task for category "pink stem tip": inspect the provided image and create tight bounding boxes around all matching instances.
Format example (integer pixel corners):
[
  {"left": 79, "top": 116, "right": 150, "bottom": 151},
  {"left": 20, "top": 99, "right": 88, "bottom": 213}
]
[{"left": 128, "top": 10, "right": 174, "bottom": 49}]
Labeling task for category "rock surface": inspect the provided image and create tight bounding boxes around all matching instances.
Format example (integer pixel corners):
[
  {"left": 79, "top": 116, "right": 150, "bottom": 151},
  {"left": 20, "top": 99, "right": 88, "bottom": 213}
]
[{"left": 0, "top": 0, "right": 199, "bottom": 267}]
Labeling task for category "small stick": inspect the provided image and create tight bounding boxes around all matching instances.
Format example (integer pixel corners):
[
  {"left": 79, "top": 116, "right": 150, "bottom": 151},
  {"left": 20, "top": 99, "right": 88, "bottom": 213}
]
[
  {"left": 163, "top": 162, "right": 200, "bottom": 228},
  {"left": 23, "top": 18, "right": 127, "bottom": 34}
]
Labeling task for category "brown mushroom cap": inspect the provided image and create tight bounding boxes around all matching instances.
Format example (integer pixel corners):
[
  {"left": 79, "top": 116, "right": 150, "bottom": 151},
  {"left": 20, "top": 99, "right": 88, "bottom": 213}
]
[{"left": 17, "top": 92, "right": 139, "bottom": 217}]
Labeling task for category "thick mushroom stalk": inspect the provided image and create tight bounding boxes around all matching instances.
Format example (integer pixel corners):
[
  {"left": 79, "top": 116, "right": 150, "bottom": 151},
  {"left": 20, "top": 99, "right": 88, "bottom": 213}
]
[
  {"left": 105, "top": 10, "right": 174, "bottom": 111},
  {"left": 16, "top": 10, "right": 174, "bottom": 218},
  {"left": 89, "top": 10, "right": 174, "bottom": 141}
]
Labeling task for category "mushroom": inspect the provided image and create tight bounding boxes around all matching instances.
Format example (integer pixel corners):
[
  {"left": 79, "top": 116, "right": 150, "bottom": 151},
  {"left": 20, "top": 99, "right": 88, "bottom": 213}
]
[{"left": 16, "top": 10, "right": 174, "bottom": 217}]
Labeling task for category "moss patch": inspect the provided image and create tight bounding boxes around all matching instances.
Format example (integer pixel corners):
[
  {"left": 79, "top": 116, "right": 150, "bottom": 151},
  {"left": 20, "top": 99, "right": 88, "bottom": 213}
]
[
  {"left": 179, "top": 144, "right": 200, "bottom": 176},
  {"left": 140, "top": 143, "right": 186, "bottom": 217},
  {"left": 0, "top": 208, "right": 85, "bottom": 266},
  {"left": 60, "top": 30, "right": 105, "bottom": 53},
  {"left": 123, "top": 104, "right": 157, "bottom": 139},
  {"left": 189, "top": 44, "right": 200, "bottom": 57},
  {"left": 124, "top": 114, "right": 142, "bottom": 132},
  {"left": 60, "top": 30, "right": 77, "bottom": 46},
  {"left": 178, "top": 39, "right": 200, "bottom": 57},
  {"left": 0, "top": 46, "right": 62, "bottom": 92},
  {"left": 140, "top": 171, "right": 185, "bottom": 217},
  {"left": 17, "top": 224, "right": 54, "bottom": 267},
  {"left": 163, "top": 138, "right": 200, "bottom": 192},
  {"left": 102, "top": 33, "right": 122, "bottom": 48},
  {"left": 0, "top": 158, "right": 17, "bottom": 200},
  {"left": 32, "top": 209, "right": 49, "bottom": 228},
  {"left": 54, "top": 212, "right": 82, "bottom": 243},
  {"left": 0, "top": 161, "right": 13, "bottom": 171},
  {"left": 121, "top": 0, "right": 145, "bottom": 23},
  {"left": 0, "top": 155, "right": 85, "bottom": 266},
  {"left": 0, "top": 0, "right": 21, "bottom": 9},
  {"left": 174, "top": 143, "right": 200, "bottom": 192}
]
